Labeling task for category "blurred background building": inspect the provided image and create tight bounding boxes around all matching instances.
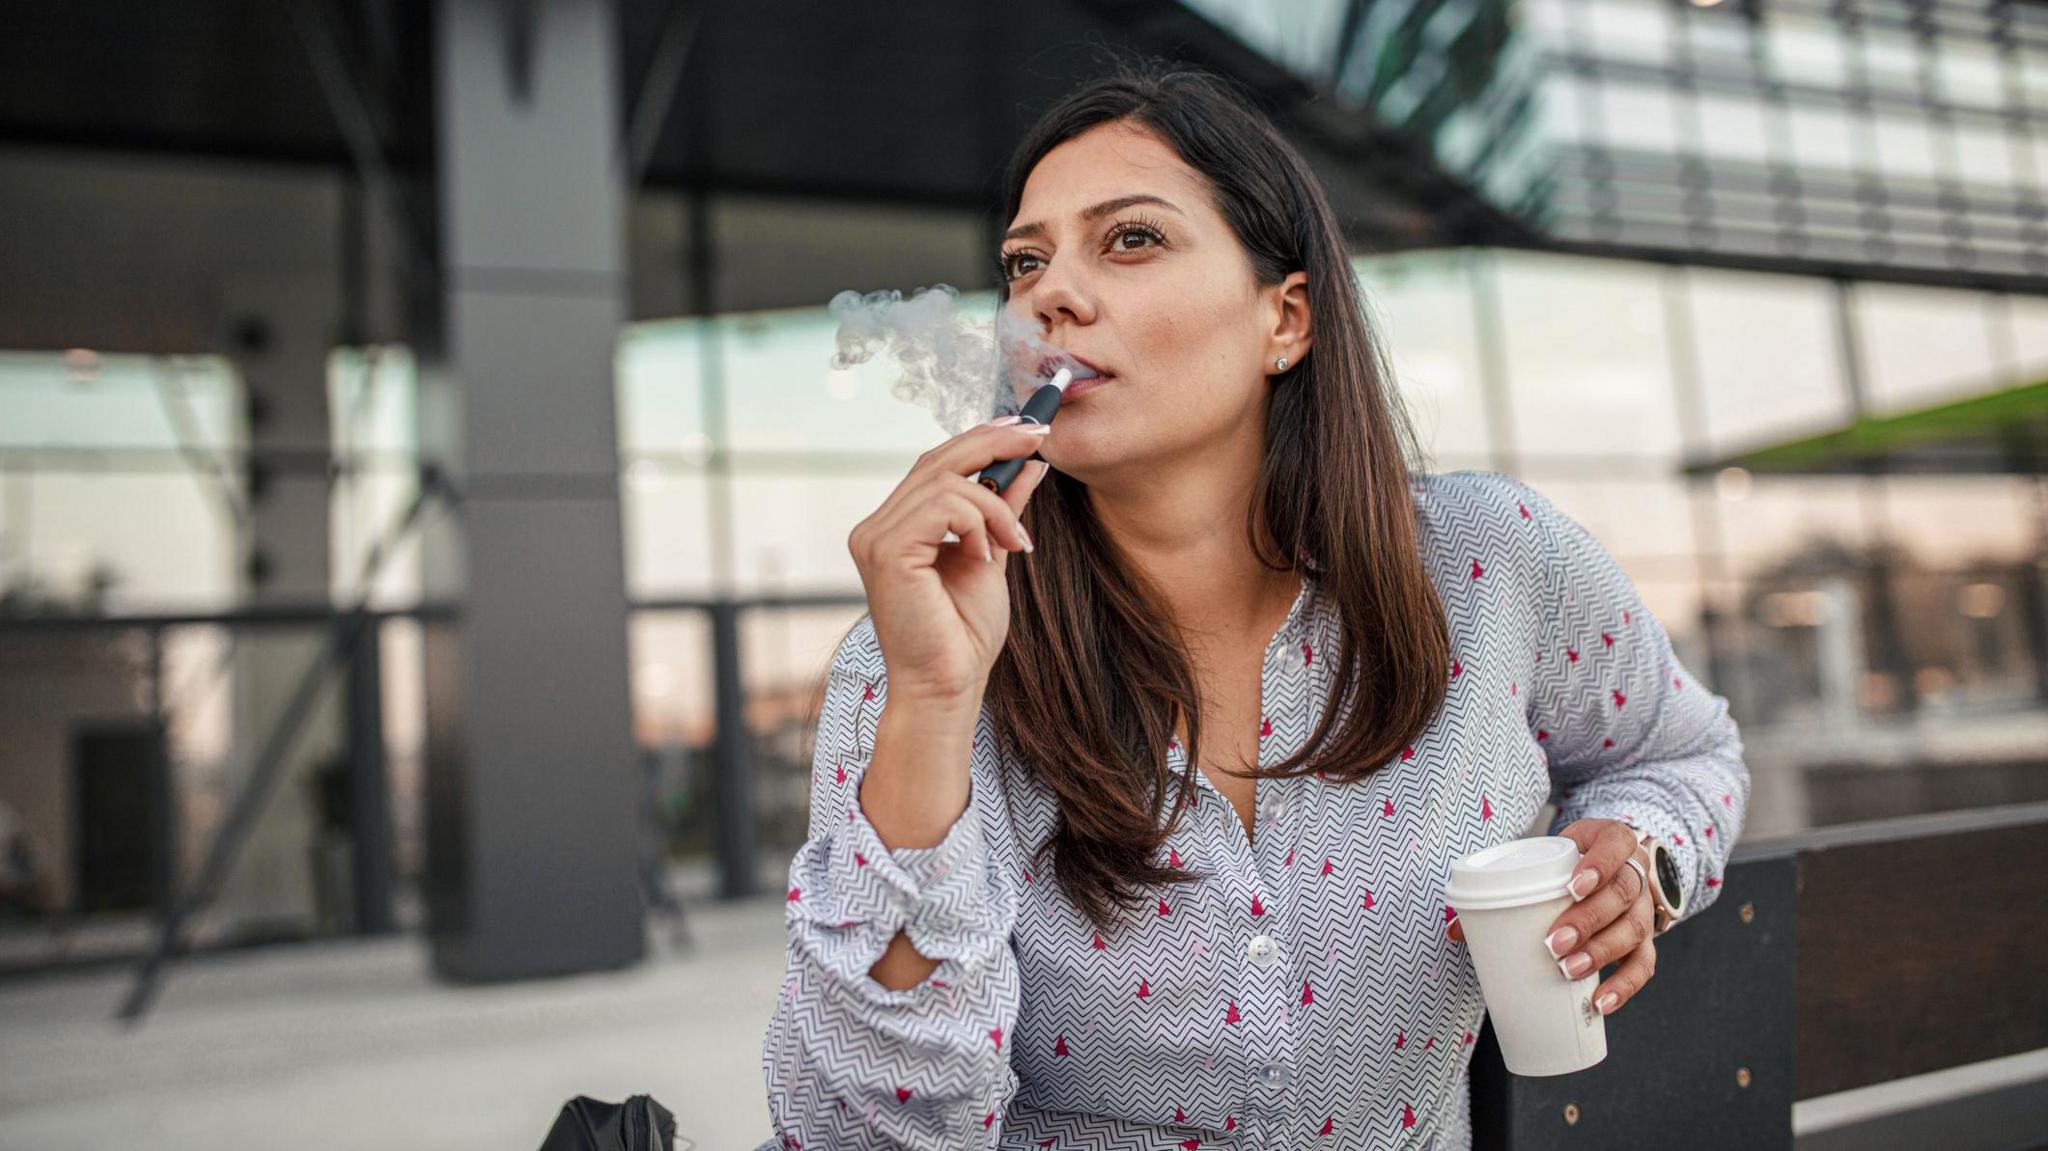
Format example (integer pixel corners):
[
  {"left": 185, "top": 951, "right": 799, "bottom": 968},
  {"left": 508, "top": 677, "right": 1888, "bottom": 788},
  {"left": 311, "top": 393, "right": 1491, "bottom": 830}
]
[{"left": 0, "top": 0, "right": 2044, "bottom": 1145}]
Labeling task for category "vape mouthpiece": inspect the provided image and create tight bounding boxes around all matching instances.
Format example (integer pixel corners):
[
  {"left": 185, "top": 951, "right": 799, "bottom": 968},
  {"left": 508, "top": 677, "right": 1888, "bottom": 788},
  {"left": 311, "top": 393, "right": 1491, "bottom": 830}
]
[{"left": 1047, "top": 367, "right": 1075, "bottom": 393}]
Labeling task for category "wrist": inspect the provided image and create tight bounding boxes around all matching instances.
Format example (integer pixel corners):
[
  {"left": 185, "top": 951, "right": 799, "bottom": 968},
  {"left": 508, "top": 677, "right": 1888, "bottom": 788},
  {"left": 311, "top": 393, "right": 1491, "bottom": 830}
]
[
  {"left": 1623, "top": 824, "right": 1681, "bottom": 935},
  {"left": 863, "top": 699, "right": 979, "bottom": 850}
]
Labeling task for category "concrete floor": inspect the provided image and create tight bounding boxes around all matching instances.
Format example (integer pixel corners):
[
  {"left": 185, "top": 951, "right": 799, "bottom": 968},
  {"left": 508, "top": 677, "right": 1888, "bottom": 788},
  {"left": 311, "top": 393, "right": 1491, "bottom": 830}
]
[{"left": 0, "top": 897, "right": 787, "bottom": 1151}]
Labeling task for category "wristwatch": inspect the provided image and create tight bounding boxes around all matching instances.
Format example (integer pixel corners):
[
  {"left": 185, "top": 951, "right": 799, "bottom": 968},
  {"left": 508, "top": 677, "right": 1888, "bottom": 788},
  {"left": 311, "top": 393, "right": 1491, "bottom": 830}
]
[{"left": 1626, "top": 825, "right": 1685, "bottom": 936}]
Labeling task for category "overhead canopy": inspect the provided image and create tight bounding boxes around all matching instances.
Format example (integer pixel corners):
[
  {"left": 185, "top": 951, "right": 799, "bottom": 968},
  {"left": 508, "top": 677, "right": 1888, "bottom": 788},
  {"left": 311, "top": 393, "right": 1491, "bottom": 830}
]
[
  {"left": 1684, "top": 379, "right": 2048, "bottom": 477},
  {"left": 0, "top": 0, "right": 1519, "bottom": 249}
]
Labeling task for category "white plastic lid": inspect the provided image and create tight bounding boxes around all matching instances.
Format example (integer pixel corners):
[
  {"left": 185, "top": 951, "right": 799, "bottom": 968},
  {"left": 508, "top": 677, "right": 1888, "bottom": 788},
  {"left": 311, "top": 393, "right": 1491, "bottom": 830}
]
[{"left": 1442, "top": 836, "right": 1582, "bottom": 911}]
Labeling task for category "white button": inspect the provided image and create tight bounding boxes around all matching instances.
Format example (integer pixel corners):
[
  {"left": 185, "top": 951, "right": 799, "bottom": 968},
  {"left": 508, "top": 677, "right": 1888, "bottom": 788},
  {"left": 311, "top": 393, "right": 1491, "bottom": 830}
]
[
  {"left": 1258, "top": 1063, "right": 1291, "bottom": 1089},
  {"left": 1265, "top": 645, "right": 1290, "bottom": 673},
  {"left": 1246, "top": 934, "right": 1280, "bottom": 965}
]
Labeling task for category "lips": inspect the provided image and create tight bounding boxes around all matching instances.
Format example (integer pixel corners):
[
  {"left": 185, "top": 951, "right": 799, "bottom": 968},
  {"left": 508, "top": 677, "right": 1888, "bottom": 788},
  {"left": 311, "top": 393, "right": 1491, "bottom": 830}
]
[{"left": 1039, "top": 352, "right": 1111, "bottom": 381}]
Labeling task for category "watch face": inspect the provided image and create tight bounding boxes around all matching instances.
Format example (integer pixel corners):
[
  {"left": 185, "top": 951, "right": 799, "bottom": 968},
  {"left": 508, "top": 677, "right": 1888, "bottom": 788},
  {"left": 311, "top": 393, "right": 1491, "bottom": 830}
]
[{"left": 1653, "top": 845, "right": 1683, "bottom": 909}]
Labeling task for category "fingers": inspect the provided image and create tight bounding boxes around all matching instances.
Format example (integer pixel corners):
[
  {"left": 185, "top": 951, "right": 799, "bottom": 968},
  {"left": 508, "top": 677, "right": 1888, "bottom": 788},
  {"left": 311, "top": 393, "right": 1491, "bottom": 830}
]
[
  {"left": 862, "top": 431, "right": 1048, "bottom": 567},
  {"left": 955, "top": 472, "right": 1035, "bottom": 557},
  {"left": 1547, "top": 861, "right": 1651, "bottom": 983},
  {"left": 923, "top": 419, "right": 1054, "bottom": 481},
  {"left": 1592, "top": 935, "right": 1656, "bottom": 1017},
  {"left": 857, "top": 479, "right": 997, "bottom": 567},
  {"left": 1559, "top": 819, "right": 1640, "bottom": 904}
]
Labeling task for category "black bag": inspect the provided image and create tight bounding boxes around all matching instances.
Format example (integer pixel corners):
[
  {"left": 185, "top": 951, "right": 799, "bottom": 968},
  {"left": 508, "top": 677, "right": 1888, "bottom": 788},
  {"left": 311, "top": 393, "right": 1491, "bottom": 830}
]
[{"left": 535, "top": 1094, "right": 678, "bottom": 1151}]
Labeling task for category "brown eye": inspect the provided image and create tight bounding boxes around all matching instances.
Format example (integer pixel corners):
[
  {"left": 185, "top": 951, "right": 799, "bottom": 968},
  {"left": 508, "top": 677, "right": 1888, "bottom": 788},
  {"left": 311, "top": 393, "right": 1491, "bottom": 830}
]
[
  {"left": 1105, "top": 221, "right": 1166, "bottom": 254},
  {"left": 1001, "top": 252, "right": 1042, "bottom": 281}
]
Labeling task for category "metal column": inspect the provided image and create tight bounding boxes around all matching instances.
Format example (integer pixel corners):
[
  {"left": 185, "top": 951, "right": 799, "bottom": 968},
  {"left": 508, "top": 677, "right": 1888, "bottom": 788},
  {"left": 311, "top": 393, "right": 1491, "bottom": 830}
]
[{"left": 422, "top": 0, "right": 643, "bottom": 980}]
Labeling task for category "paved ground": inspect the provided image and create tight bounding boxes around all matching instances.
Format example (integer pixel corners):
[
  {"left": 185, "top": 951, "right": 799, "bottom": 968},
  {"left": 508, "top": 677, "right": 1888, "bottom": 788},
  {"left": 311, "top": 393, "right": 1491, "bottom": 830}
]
[{"left": 0, "top": 896, "right": 788, "bottom": 1151}]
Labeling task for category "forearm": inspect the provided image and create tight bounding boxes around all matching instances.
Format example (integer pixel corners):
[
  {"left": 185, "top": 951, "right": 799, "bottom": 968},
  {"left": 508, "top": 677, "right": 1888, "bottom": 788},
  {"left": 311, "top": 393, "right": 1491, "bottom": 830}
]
[{"left": 863, "top": 694, "right": 982, "bottom": 990}]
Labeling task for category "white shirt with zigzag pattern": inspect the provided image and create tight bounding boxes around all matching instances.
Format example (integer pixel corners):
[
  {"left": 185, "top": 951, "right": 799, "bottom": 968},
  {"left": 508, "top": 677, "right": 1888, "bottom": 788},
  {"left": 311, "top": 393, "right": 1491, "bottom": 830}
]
[{"left": 760, "top": 469, "right": 1751, "bottom": 1149}]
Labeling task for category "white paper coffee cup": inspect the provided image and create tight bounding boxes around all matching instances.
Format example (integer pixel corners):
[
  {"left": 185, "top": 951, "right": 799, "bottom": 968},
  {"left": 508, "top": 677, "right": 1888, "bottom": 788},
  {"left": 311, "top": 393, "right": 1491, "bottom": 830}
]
[{"left": 1443, "top": 836, "right": 1607, "bottom": 1076}]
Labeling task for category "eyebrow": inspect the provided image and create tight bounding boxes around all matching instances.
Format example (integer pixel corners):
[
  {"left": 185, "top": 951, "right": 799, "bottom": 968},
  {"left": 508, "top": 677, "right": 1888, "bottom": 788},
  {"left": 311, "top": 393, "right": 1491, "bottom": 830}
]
[{"left": 1001, "top": 194, "right": 1186, "bottom": 245}]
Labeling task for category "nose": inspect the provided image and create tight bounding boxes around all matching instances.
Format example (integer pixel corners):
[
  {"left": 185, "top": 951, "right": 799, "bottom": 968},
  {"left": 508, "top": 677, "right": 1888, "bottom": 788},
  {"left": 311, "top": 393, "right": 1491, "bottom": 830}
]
[{"left": 1029, "top": 256, "right": 1097, "bottom": 330}]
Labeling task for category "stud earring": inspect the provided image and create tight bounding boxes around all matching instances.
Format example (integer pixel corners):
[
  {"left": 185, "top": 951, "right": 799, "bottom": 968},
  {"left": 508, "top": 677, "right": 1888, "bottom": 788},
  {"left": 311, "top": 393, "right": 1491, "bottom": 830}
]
[{"left": 1276, "top": 357, "right": 1289, "bottom": 371}]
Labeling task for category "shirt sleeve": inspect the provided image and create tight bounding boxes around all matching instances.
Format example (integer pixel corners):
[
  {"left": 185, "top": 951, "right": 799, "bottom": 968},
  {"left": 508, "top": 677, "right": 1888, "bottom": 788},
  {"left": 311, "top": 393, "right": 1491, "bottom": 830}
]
[
  {"left": 760, "top": 617, "right": 1022, "bottom": 1148},
  {"left": 1499, "top": 475, "right": 1752, "bottom": 927}
]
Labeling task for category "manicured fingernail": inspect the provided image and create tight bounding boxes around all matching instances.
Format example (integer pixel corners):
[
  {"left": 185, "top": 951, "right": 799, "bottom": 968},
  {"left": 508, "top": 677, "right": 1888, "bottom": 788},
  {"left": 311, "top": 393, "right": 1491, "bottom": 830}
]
[
  {"left": 1596, "top": 992, "right": 1619, "bottom": 1014},
  {"left": 1019, "top": 526, "right": 1034, "bottom": 552},
  {"left": 1569, "top": 870, "right": 1598, "bottom": 900},
  {"left": 982, "top": 539, "right": 993, "bottom": 563},
  {"left": 1560, "top": 953, "right": 1593, "bottom": 979},
  {"left": 1545, "top": 926, "right": 1579, "bottom": 958},
  {"left": 1023, "top": 423, "right": 1053, "bottom": 434},
  {"left": 988, "top": 415, "right": 1024, "bottom": 426}
]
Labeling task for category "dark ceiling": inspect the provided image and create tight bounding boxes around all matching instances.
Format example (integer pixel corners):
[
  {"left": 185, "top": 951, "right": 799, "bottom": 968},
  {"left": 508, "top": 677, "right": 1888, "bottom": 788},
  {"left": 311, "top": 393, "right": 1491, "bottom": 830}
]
[{"left": 0, "top": 0, "right": 1517, "bottom": 249}]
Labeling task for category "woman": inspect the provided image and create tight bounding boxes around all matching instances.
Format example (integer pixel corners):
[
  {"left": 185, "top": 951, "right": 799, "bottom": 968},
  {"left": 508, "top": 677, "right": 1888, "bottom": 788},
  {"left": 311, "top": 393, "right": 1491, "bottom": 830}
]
[{"left": 760, "top": 61, "right": 1749, "bottom": 1149}]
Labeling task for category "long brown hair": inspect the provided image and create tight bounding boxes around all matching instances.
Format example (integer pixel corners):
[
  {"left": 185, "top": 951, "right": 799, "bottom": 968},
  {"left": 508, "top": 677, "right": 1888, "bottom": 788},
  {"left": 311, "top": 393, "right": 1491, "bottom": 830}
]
[{"left": 980, "top": 59, "right": 1452, "bottom": 930}]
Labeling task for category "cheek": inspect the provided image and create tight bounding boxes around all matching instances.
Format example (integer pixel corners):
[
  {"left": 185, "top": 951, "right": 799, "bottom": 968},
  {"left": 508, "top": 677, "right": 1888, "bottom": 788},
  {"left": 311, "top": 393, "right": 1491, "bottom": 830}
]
[{"left": 1125, "top": 278, "right": 1245, "bottom": 374}]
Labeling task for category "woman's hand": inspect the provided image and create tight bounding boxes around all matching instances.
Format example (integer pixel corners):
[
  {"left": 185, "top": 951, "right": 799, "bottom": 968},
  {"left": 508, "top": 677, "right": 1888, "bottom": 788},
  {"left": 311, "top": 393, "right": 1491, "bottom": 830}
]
[
  {"left": 848, "top": 416, "right": 1054, "bottom": 706},
  {"left": 1445, "top": 818, "right": 1657, "bottom": 1018}
]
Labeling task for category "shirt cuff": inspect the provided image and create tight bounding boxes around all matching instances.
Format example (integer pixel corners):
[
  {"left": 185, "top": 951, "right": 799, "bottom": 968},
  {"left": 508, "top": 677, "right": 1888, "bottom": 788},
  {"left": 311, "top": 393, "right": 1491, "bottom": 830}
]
[{"left": 788, "top": 756, "right": 1010, "bottom": 973}]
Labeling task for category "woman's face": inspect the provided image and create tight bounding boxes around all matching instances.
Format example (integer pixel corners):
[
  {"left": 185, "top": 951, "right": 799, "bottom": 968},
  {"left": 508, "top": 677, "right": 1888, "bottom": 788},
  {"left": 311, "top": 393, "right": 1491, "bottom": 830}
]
[{"left": 1000, "top": 120, "right": 1307, "bottom": 485}]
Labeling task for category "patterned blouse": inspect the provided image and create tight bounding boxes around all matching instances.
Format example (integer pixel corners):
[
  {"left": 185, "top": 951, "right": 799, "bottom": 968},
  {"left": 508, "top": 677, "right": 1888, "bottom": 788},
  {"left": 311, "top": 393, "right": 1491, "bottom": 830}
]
[{"left": 758, "top": 469, "right": 1751, "bottom": 1149}]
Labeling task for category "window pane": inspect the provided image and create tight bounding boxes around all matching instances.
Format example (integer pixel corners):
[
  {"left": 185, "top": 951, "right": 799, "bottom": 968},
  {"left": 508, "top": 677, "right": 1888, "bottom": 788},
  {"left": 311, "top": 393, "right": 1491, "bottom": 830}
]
[
  {"left": 25, "top": 472, "right": 233, "bottom": 610},
  {"left": 1856, "top": 284, "right": 1998, "bottom": 413},
  {"left": 721, "top": 303, "right": 997, "bottom": 454},
  {"left": 1860, "top": 30, "right": 1924, "bottom": 95},
  {"left": 1879, "top": 475, "right": 2037, "bottom": 565},
  {"left": 0, "top": 351, "right": 239, "bottom": 451},
  {"left": 1937, "top": 42, "right": 2006, "bottom": 109},
  {"left": 1536, "top": 74, "right": 1594, "bottom": 147},
  {"left": 1600, "top": 81, "right": 1678, "bottom": 153},
  {"left": 2006, "top": 292, "right": 2048, "bottom": 379},
  {"left": 1695, "top": 94, "right": 1772, "bottom": 164},
  {"left": 1873, "top": 112, "right": 1940, "bottom": 182},
  {"left": 1765, "top": 21, "right": 1847, "bottom": 90},
  {"left": 1952, "top": 123, "right": 2017, "bottom": 189},
  {"left": 1684, "top": 268, "right": 1852, "bottom": 455},
  {"left": 1709, "top": 476, "right": 1875, "bottom": 578},
  {"left": 1494, "top": 252, "right": 1683, "bottom": 460},
  {"left": 1588, "top": 0, "right": 1674, "bottom": 66},
  {"left": 1786, "top": 103, "right": 1860, "bottom": 173},
  {"left": 745, "top": 603, "right": 873, "bottom": 854},
  {"left": 623, "top": 471, "right": 716, "bottom": 599},
  {"left": 1355, "top": 251, "right": 1496, "bottom": 466},
  {"left": 728, "top": 473, "right": 907, "bottom": 597},
  {"left": 617, "top": 320, "right": 709, "bottom": 457}
]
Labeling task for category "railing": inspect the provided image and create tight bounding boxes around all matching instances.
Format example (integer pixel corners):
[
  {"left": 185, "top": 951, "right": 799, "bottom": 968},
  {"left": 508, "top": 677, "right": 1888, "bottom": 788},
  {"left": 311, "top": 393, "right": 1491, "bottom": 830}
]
[{"left": 1469, "top": 801, "right": 2048, "bottom": 1150}]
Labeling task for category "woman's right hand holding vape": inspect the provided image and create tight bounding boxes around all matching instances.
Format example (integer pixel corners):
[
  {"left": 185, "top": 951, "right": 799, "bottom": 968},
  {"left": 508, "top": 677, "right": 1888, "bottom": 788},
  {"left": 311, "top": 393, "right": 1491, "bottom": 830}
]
[
  {"left": 849, "top": 416, "right": 1052, "bottom": 708},
  {"left": 846, "top": 417, "right": 1051, "bottom": 853}
]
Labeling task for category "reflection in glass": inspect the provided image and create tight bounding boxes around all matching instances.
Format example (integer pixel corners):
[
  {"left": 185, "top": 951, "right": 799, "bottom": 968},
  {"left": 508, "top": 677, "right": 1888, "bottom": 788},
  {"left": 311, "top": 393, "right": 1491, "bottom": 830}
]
[{"left": 1493, "top": 251, "right": 1682, "bottom": 461}]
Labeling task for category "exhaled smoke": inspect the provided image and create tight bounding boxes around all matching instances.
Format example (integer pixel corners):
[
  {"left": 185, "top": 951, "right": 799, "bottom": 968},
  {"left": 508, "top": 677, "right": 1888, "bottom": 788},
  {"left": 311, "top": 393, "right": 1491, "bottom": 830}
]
[{"left": 828, "top": 284, "right": 1061, "bottom": 436}]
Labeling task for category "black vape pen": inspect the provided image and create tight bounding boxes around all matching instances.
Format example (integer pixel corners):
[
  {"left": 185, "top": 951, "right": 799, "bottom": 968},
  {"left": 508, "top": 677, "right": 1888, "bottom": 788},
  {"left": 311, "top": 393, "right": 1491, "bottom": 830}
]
[{"left": 977, "top": 367, "right": 1071, "bottom": 495}]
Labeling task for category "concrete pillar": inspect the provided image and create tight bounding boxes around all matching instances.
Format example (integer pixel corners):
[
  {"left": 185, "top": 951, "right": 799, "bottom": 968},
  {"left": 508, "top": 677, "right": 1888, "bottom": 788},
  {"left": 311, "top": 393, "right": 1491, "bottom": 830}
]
[{"left": 421, "top": 0, "right": 643, "bottom": 979}]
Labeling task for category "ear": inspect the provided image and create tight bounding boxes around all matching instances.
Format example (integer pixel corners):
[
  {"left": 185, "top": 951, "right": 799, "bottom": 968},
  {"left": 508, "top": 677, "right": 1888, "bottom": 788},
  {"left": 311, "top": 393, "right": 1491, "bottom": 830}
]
[{"left": 1265, "top": 270, "right": 1313, "bottom": 366}]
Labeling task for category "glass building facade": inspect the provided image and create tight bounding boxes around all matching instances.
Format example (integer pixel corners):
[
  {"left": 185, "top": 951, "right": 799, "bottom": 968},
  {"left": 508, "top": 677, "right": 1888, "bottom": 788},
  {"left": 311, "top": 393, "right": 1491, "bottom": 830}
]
[
  {"left": 1187, "top": 0, "right": 2048, "bottom": 279},
  {"left": 5, "top": 244, "right": 2043, "bottom": 875}
]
